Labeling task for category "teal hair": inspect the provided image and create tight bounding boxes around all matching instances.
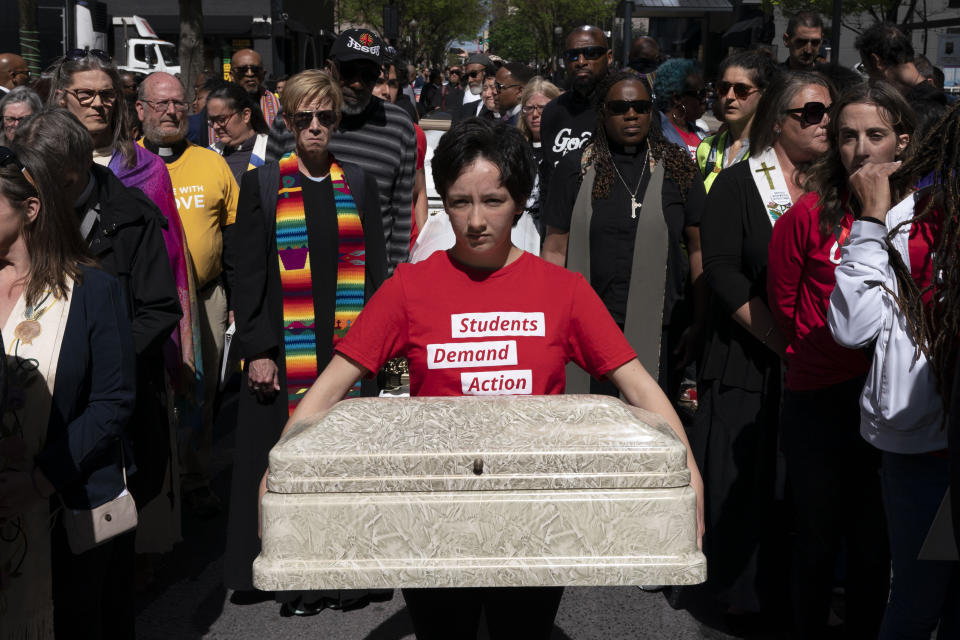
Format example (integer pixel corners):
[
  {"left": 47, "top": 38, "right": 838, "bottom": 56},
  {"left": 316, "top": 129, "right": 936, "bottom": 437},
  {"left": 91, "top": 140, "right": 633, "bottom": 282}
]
[{"left": 652, "top": 58, "right": 699, "bottom": 110}]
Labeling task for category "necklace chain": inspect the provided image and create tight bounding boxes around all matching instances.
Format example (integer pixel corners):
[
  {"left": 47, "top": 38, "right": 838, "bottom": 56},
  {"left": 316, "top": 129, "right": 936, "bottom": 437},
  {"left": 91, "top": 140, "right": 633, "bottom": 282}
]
[{"left": 611, "top": 146, "right": 651, "bottom": 200}]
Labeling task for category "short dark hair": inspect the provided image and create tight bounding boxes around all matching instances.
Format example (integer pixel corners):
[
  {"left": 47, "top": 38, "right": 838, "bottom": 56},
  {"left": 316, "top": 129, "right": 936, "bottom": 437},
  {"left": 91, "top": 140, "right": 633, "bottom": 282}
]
[
  {"left": 786, "top": 11, "right": 823, "bottom": 36},
  {"left": 502, "top": 62, "right": 535, "bottom": 85},
  {"left": 393, "top": 57, "right": 411, "bottom": 85},
  {"left": 432, "top": 118, "right": 535, "bottom": 211},
  {"left": 717, "top": 51, "right": 779, "bottom": 92},
  {"left": 207, "top": 83, "right": 269, "bottom": 134},
  {"left": 855, "top": 23, "right": 914, "bottom": 67}
]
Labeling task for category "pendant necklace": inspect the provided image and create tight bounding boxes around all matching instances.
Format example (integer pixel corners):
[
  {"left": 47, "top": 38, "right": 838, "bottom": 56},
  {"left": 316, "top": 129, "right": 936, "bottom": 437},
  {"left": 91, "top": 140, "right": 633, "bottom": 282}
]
[{"left": 611, "top": 145, "right": 651, "bottom": 219}]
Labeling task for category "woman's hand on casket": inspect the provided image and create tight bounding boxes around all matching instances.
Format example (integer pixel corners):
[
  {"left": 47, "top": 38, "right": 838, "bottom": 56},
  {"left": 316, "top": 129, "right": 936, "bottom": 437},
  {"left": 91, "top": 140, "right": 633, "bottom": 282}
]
[
  {"left": 610, "top": 359, "right": 706, "bottom": 549},
  {"left": 248, "top": 356, "right": 280, "bottom": 398}
]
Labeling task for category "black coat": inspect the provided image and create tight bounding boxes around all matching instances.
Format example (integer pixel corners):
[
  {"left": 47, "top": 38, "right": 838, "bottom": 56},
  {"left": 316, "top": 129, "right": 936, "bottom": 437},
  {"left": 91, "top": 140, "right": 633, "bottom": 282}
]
[
  {"left": 224, "top": 159, "right": 388, "bottom": 591},
  {"left": 86, "top": 164, "right": 182, "bottom": 504},
  {"left": 37, "top": 266, "right": 137, "bottom": 509}
]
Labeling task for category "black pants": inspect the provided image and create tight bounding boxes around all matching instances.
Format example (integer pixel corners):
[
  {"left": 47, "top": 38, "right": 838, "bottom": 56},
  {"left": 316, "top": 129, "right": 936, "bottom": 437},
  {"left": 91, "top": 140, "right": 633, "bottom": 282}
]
[
  {"left": 780, "top": 377, "right": 889, "bottom": 640},
  {"left": 401, "top": 586, "right": 564, "bottom": 639},
  {"left": 51, "top": 521, "right": 136, "bottom": 640}
]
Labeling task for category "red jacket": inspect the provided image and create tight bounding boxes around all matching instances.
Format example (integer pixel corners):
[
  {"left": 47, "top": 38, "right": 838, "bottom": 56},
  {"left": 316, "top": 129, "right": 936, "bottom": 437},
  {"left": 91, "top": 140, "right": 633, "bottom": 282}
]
[{"left": 768, "top": 191, "right": 871, "bottom": 391}]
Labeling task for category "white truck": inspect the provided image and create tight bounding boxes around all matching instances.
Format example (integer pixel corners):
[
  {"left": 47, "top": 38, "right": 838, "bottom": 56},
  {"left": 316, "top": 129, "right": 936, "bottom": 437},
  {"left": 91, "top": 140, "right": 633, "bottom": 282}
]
[{"left": 112, "top": 15, "right": 180, "bottom": 75}]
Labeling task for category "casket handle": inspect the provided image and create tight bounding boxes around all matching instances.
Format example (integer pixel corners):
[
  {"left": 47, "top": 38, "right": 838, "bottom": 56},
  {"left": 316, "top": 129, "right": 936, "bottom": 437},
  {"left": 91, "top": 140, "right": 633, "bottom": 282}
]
[{"left": 472, "top": 457, "right": 484, "bottom": 475}]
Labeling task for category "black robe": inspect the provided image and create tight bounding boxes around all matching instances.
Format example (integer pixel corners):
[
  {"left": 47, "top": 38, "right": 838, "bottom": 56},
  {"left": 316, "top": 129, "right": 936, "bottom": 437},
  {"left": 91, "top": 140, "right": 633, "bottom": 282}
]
[
  {"left": 690, "top": 160, "right": 787, "bottom": 613},
  {"left": 223, "top": 160, "right": 387, "bottom": 591}
]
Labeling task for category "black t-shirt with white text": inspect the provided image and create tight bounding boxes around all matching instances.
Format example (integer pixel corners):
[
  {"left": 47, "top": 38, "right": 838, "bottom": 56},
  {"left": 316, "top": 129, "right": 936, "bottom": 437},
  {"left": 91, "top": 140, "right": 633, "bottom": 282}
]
[{"left": 538, "top": 90, "right": 597, "bottom": 203}]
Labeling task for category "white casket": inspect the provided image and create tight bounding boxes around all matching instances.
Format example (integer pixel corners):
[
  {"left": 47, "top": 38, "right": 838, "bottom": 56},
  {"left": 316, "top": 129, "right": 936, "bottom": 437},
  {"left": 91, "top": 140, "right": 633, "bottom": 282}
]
[{"left": 254, "top": 395, "right": 706, "bottom": 590}]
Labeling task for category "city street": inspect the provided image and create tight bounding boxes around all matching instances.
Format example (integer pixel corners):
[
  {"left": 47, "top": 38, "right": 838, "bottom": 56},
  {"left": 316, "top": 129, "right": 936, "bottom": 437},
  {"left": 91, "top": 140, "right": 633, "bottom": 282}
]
[{"left": 134, "top": 388, "right": 789, "bottom": 640}]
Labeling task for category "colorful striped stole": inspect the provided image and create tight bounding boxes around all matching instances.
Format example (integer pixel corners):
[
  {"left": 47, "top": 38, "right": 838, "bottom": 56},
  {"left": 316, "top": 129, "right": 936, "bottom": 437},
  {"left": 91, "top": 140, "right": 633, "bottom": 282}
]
[{"left": 276, "top": 152, "right": 365, "bottom": 415}]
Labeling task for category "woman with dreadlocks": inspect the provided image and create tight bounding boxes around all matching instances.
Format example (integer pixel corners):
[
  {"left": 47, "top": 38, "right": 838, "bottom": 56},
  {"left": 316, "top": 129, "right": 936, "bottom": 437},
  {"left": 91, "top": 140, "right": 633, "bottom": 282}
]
[
  {"left": 768, "top": 80, "right": 914, "bottom": 639},
  {"left": 542, "top": 70, "right": 706, "bottom": 403},
  {"left": 692, "top": 71, "right": 834, "bottom": 617},
  {"left": 827, "top": 100, "right": 960, "bottom": 640}
]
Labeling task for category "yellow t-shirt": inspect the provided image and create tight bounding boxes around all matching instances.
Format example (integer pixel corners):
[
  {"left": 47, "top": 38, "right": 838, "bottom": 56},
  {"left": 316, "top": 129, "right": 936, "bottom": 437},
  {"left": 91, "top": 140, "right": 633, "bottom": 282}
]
[{"left": 158, "top": 143, "right": 239, "bottom": 287}]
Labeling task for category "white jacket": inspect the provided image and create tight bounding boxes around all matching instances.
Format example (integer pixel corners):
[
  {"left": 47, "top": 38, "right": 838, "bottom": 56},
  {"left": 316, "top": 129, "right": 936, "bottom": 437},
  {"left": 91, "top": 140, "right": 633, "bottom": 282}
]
[{"left": 827, "top": 192, "right": 947, "bottom": 454}]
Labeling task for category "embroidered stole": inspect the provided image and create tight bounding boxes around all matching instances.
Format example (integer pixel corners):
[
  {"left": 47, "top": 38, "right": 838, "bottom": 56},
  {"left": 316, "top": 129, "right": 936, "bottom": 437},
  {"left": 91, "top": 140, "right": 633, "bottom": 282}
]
[
  {"left": 565, "top": 148, "right": 667, "bottom": 393},
  {"left": 748, "top": 146, "right": 795, "bottom": 226},
  {"left": 276, "top": 153, "right": 365, "bottom": 415},
  {"left": 1, "top": 281, "right": 72, "bottom": 640}
]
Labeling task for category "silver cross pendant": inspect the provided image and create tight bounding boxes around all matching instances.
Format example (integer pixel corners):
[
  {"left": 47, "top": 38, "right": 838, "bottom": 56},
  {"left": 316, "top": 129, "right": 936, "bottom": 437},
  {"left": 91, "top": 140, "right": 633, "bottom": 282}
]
[{"left": 631, "top": 197, "right": 641, "bottom": 219}]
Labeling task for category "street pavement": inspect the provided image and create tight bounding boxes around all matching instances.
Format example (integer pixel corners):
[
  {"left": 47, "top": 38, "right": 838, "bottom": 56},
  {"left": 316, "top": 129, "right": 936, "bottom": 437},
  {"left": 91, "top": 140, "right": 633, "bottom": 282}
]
[{"left": 135, "top": 386, "right": 790, "bottom": 640}]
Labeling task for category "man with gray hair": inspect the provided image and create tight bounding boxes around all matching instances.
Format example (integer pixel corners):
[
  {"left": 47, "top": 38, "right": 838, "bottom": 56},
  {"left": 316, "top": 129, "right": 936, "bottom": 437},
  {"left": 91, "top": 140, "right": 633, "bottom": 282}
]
[{"left": 137, "top": 71, "right": 239, "bottom": 516}]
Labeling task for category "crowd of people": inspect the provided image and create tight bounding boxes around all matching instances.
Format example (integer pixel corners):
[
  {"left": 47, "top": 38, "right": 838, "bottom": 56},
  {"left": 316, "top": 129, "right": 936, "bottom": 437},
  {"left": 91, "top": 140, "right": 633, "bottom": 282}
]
[{"left": 0, "top": 12, "right": 957, "bottom": 640}]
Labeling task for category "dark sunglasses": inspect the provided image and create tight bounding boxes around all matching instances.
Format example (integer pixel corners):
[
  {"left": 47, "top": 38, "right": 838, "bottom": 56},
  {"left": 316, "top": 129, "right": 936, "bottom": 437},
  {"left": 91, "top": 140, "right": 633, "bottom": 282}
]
[
  {"left": 338, "top": 62, "right": 380, "bottom": 84},
  {"left": 66, "top": 48, "right": 112, "bottom": 63},
  {"left": 716, "top": 81, "right": 757, "bottom": 99},
  {"left": 0, "top": 146, "right": 38, "bottom": 192},
  {"left": 605, "top": 99, "right": 653, "bottom": 115},
  {"left": 233, "top": 65, "right": 263, "bottom": 76},
  {"left": 291, "top": 109, "right": 337, "bottom": 129},
  {"left": 495, "top": 82, "right": 522, "bottom": 92},
  {"left": 782, "top": 101, "right": 831, "bottom": 126},
  {"left": 792, "top": 37, "right": 821, "bottom": 48},
  {"left": 467, "top": 69, "right": 484, "bottom": 79},
  {"left": 563, "top": 46, "right": 608, "bottom": 62}
]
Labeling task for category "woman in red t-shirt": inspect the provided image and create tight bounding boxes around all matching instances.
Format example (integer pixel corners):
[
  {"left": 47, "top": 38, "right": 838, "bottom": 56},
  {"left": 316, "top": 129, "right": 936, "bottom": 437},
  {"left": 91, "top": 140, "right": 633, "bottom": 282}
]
[
  {"left": 261, "top": 118, "right": 704, "bottom": 639},
  {"left": 767, "top": 81, "right": 914, "bottom": 639}
]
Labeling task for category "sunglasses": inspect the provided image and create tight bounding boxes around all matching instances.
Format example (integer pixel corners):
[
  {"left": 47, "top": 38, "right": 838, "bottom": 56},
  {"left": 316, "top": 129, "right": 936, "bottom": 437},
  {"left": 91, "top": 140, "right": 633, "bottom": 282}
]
[
  {"left": 0, "top": 146, "right": 38, "bottom": 192},
  {"left": 717, "top": 81, "right": 757, "bottom": 99},
  {"left": 233, "top": 65, "right": 263, "bottom": 76},
  {"left": 792, "top": 37, "right": 822, "bottom": 48},
  {"left": 495, "top": 82, "right": 521, "bottom": 92},
  {"left": 64, "top": 88, "right": 117, "bottom": 106},
  {"left": 467, "top": 69, "right": 484, "bottom": 79},
  {"left": 605, "top": 99, "right": 653, "bottom": 115},
  {"left": 291, "top": 109, "right": 337, "bottom": 129},
  {"left": 782, "top": 101, "right": 831, "bottom": 126},
  {"left": 563, "top": 46, "right": 608, "bottom": 62},
  {"left": 66, "top": 48, "right": 112, "bottom": 63}
]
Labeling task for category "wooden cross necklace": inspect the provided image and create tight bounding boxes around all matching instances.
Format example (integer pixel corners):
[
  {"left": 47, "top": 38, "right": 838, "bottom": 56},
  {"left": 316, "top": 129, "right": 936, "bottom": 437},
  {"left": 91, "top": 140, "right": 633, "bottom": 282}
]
[{"left": 611, "top": 145, "right": 651, "bottom": 219}]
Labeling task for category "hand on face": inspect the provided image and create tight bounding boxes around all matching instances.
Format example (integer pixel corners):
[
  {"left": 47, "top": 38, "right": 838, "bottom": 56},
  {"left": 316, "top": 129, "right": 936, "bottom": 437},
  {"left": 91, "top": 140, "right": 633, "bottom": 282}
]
[{"left": 838, "top": 102, "right": 908, "bottom": 177}]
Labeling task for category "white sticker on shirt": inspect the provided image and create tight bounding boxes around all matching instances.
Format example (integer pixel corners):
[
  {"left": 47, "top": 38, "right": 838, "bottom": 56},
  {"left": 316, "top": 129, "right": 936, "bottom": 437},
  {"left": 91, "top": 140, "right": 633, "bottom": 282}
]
[
  {"left": 461, "top": 369, "right": 533, "bottom": 395},
  {"left": 450, "top": 312, "right": 546, "bottom": 338},
  {"left": 426, "top": 341, "right": 518, "bottom": 369}
]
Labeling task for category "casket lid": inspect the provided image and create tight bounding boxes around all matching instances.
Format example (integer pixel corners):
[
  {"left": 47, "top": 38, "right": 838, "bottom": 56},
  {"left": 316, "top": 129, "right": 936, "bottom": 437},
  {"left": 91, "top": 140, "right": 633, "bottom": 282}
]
[{"left": 267, "top": 394, "right": 690, "bottom": 493}]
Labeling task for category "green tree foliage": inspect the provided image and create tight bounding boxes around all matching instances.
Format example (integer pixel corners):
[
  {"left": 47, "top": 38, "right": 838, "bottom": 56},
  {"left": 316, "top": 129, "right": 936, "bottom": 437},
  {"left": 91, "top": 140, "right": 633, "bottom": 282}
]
[
  {"left": 340, "top": 0, "right": 488, "bottom": 66},
  {"left": 769, "top": 0, "right": 922, "bottom": 33},
  {"left": 488, "top": 0, "right": 617, "bottom": 64}
]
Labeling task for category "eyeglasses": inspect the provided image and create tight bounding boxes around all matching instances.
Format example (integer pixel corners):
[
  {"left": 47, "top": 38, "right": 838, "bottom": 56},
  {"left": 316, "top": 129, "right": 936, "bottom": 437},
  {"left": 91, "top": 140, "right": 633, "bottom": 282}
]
[
  {"left": 522, "top": 104, "right": 546, "bottom": 114},
  {"left": 63, "top": 88, "right": 117, "bottom": 106},
  {"left": 604, "top": 99, "right": 653, "bottom": 115},
  {"left": 467, "top": 70, "right": 484, "bottom": 79},
  {"left": 0, "top": 146, "right": 38, "bottom": 192},
  {"left": 782, "top": 101, "right": 831, "bottom": 126},
  {"left": 791, "top": 37, "right": 822, "bottom": 48},
  {"left": 208, "top": 111, "right": 238, "bottom": 128},
  {"left": 717, "top": 81, "right": 758, "bottom": 99},
  {"left": 11, "top": 69, "right": 30, "bottom": 80},
  {"left": 65, "top": 48, "right": 112, "bottom": 63},
  {"left": 495, "top": 82, "right": 522, "bottom": 92},
  {"left": 141, "top": 99, "right": 189, "bottom": 113},
  {"left": 2, "top": 115, "right": 28, "bottom": 126},
  {"left": 563, "top": 46, "right": 608, "bottom": 62},
  {"left": 291, "top": 109, "right": 337, "bottom": 129},
  {"left": 232, "top": 65, "right": 263, "bottom": 76}
]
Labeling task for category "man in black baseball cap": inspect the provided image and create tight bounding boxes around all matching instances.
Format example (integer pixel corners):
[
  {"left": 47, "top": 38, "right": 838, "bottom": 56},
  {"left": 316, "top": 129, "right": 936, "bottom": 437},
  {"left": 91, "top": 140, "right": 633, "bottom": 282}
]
[{"left": 328, "top": 28, "right": 383, "bottom": 115}]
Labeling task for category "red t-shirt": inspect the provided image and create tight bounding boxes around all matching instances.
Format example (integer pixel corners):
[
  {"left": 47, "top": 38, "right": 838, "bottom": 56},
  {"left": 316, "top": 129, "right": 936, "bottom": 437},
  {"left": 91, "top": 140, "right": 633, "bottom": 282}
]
[
  {"left": 907, "top": 194, "right": 943, "bottom": 307},
  {"left": 408, "top": 124, "right": 428, "bottom": 251},
  {"left": 669, "top": 122, "right": 702, "bottom": 159},
  {"left": 336, "top": 251, "right": 638, "bottom": 396},
  {"left": 767, "top": 192, "right": 871, "bottom": 391}
]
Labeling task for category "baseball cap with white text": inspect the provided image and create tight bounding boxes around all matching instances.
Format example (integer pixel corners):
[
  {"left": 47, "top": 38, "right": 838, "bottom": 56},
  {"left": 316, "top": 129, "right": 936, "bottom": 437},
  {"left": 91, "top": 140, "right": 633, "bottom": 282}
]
[{"left": 330, "top": 29, "right": 383, "bottom": 64}]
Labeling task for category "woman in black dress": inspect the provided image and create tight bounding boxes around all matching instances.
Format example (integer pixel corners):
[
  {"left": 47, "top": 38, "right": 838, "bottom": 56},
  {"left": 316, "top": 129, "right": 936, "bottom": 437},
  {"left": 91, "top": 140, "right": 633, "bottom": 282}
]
[{"left": 693, "top": 71, "right": 834, "bottom": 616}]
